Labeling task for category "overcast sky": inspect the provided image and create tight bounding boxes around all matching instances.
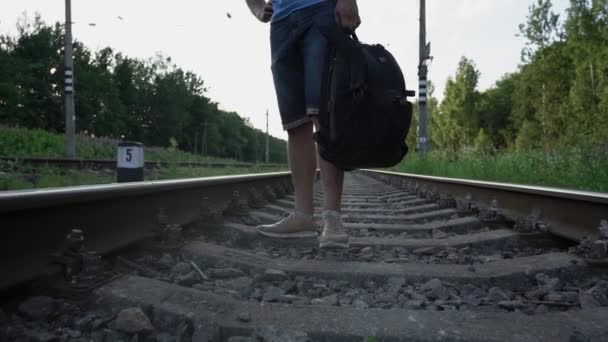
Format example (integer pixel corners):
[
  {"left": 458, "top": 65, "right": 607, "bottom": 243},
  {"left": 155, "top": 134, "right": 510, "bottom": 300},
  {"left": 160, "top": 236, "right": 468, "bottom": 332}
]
[{"left": 1, "top": 0, "right": 569, "bottom": 140}]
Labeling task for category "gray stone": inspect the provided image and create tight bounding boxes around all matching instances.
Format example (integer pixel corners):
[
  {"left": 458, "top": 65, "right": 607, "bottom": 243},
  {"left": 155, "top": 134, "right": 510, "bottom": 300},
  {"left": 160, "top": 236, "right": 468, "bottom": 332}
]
[
  {"left": 321, "top": 294, "right": 339, "bottom": 305},
  {"left": 386, "top": 285, "right": 402, "bottom": 297},
  {"left": 115, "top": 307, "right": 154, "bottom": 335},
  {"left": 599, "top": 220, "right": 608, "bottom": 240},
  {"left": 177, "top": 271, "right": 201, "bottom": 287},
  {"left": 262, "top": 269, "right": 289, "bottom": 283},
  {"left": 562, "top": 291, "right": 579, "bottom": 303},
  {"left": 218, "top": 277, "right": 254, "bottom": 296},
  {"left": 158, "top": 254, "right": 175, "bottom": 269},
  {"left": 459, "top": 246, "right": 472, "bottom": 254},
  {"left": 237, "top": 312, "right": 252, "bottom": 323},
  {"left": 104, "top": 330, "right": 129, "bottom": 341},
  {"left": 311, "top": 298, "right": 327, "bottom": 305},
  {"left": 353, "top": 299, "right": 369, "bottom": 309},
  {"left": 209, "top": 268, "right": 245, "bottom": 279},
  {"left": 413, "top": 247, "right": 437, "bottom": 256},
  {"left": 432, "top": 229, "right": 448, "bottom": 239},
  {"left": 75, "top": 313, "right": 97, "bottom": 331},
  {"left": 192, "top": 283, "right": 213, "bottom": 292},
  {"left": 422, "top": 279, "right": 449, "bottom": 301},
  {"left": 227, "top": 337, "right": 257, "bottom": 342},
  {"left": 281, "top": 280, "right": 297, "bottom": 293},
  {"left": 339, "top": 297, "right": 352, "bottom": 306},
  {"left": 23, "top": 329, "right": 56, "bottom": 342},
  {"left": 498, "top": 300, "right": 526, "bottom": 310},
  {"left": 375, "top": 293, "right": 397, "bottom": 305},
  {"left": 387, "top": 277, "right": 406, "bottom": 287},
  {"left": 487, "top": 287, "right": 510, "bottom": 303},
  {"left": 581, "top": 281, "right": 608, "bottom": 308},
  {"left": 255, "top": 326, "right": 310, "bottom": 342},
  {"left": 591, "top": 240, "right": 608, "bottom": 259},
  {"left": 90, "top": 330, "right": 106, "bottom": 342},
  {"left": 570, "top": 330, "right": 591, "bottom": 342},
  {"left": 262, "top": 286, "right": 285, "bottom": 302},
  {"left": 18, "top": 296, "right": 57, "bottom": 320},
  {"left": 328, "top": 280, "right": 348, "bottom": 291},
  {"left": 544, "top": 292, "right": 564, "bottom": 302},
  {"left": 155, "top": 332, "right": 176, "bottom": 342},
  {"left": 171, "top": 262, "right": 191, "bottom": 276},
  {"left": 536, "top": 273, "right": 562, "bottom": 293},
  {"left": 360, "top": 247, "right": 373, "bottom": 254},
  {"left": 404, "top": 300, "right": 425, "bottom": 309}
]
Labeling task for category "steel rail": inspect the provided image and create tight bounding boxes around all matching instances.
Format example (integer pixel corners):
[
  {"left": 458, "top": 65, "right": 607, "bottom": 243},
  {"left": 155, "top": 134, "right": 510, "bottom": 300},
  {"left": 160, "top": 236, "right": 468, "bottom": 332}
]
[
  {"left": 0, "top": 157, "right": 286, "bottom": 170},
  {"left": 363, "top": 170, "right": 608, "bottom": 242},
  {"left": 0, "top": 172, "right": 292, "bottom": 290}
]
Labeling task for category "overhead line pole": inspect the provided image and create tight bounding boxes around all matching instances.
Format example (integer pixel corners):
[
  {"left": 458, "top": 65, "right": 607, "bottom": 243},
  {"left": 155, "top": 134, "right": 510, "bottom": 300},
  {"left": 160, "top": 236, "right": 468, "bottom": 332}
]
[
  {"left": 265, "top": 109, "right": 269, "bottom": 163},
  {"left": 64, "top": 0, "right": 76, "bottom": 158},
  {"left": 418, "top": 0, "right": 431, "bottom": 153}
]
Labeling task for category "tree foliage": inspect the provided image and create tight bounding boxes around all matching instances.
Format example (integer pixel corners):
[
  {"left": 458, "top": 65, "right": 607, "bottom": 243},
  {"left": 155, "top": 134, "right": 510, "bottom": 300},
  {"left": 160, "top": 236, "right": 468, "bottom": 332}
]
[
  {"left": 0, "top": 16, "right": 287, "bottom": 163},
  {"left": 427, "top": 0, "right": 608, "bottom": 154}
]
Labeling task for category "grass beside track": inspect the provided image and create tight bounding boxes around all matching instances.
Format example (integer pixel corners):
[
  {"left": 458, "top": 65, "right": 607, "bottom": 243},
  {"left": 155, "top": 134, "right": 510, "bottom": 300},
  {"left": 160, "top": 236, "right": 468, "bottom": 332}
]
[
  {"left": 0, "top": 126, "right": 245, "bottom": 165},
  {"left": 393, "top": 148, "right": 608, "bottom": 193},
  {"left": 0, "top": 164, "right": 287, "bottom": 191}
]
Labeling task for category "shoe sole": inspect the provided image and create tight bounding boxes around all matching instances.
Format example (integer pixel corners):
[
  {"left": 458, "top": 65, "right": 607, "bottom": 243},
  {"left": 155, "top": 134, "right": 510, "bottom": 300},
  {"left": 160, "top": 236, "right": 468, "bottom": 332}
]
[{"left": 256, "top": 227, "right": 317, "bottom": 239}]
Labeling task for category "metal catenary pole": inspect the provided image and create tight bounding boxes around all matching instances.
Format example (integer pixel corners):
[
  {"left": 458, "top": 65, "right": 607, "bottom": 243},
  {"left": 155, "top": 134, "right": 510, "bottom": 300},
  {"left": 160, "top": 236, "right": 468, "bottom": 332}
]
[
  {"left": 265, "top": 109, "right": 269, "bottom": 163},
  {"left": 64, "top": 0, "right": 76, "bottom": 158},
  {"left": 418, "top": 0, "right": 431, "bottom": 153}
]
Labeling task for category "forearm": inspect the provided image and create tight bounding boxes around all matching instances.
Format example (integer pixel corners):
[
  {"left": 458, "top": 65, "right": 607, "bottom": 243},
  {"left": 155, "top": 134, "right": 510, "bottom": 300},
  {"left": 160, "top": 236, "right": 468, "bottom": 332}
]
[{"left": 246, "top": 0, "right": 267, "bottom": 19}]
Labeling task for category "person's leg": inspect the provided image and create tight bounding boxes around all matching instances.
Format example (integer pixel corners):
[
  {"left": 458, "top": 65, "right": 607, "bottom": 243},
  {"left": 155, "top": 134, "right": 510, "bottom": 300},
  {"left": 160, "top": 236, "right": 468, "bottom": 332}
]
[
  {"left": 256, "top": 12, "right": 318, "bottom": 239},
  {"left": 300, "top": 1, "right": 349, "bottom": 248},
  {"left": 287, "top": 121, "right": 317, "bottom": 215},
  {"left": 311, "top": 120, "right": 343, "bottom": 211}
]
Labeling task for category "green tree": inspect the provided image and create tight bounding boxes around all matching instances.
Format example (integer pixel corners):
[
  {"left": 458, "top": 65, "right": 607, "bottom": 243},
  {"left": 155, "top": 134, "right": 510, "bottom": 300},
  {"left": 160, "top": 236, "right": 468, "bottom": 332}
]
[{"left": 435, "top": 57, "right": 480, "bottom": 150}]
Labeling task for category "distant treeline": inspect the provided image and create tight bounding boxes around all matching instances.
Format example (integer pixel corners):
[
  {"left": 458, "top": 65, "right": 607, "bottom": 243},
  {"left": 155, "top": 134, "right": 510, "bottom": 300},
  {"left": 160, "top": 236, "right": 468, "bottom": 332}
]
[
  {"left": 0, "top": 15, "right": 287, "bottom": 163},
  {"left": 407, "top": 0, "right": 608, "bottom": 153}
]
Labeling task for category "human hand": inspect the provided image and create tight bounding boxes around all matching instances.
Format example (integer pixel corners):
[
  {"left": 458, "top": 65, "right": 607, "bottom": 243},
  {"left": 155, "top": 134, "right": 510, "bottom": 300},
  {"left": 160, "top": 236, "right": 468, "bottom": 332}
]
[
  {"left": 258, "top": 0, "right": 274, "bottom": 23},
  {"left": 335, "top": 0, "right": 361, "bottom": 32}
]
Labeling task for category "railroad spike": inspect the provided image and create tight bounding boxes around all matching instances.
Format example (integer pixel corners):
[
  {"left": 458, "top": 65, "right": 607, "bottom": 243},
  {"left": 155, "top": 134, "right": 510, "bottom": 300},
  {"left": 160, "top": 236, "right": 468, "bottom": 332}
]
[
  {"left": 165, "top": 224, "right": 183, "bottom": 245},
  {"left": 599, "top": 219, "right": 608, "bottom": 240},
  {"left": 480, "top": 197, "right": 505, "bottom": 222},
  {"left": 438, "top": 193, "right": 456, "bottom": 209},
  {"left": 274, "top": 185, "right": 285, "bottom": 198},
  {"left": 223, "top": 190, "right": 250, "bottom": 218},
  {"left": 51, "top": 228, "right": 85, "bottom": 281},
  {"left": 457, "top": 193, "right": 478, "bottom": 216},
  {"left": 418, "top": 184, "right": 428, "bottom": 199},
  {"left": 426, "top": 186, "right": 440, "bottom": 202},
  {"left": 199, "top": 196, "right": 221, "bottom": 226},
  {"left": 157, "top": 207, "right": 169, "bottom": 226},
  {"left": 248, "top": 187, "right": 266, "bottom": 209},
  {"left": 263, "top": 185, "right": 277, "bottom": 202}
]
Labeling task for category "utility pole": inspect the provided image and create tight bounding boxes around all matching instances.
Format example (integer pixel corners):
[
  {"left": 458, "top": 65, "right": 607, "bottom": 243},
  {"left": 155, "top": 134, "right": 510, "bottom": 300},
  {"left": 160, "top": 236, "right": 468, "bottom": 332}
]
[
  {"left": 418, "top": 0, "right": 431, "bottom": 153},
  {"left": 265, "top": 109, "right": 269, "bottom": 163},
  {"left": 201, "top": 121, "right": 208, "bottom": 158},
  {"left": 64, "top": 0, "right": 76, "bottom": 158}
]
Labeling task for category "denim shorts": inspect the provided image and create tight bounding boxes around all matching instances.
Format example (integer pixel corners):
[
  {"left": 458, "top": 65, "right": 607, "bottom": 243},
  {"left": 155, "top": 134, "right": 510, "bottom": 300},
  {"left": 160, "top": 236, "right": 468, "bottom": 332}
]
[{"left": 270, "top": 0, "right": 336, "bottom": 131}]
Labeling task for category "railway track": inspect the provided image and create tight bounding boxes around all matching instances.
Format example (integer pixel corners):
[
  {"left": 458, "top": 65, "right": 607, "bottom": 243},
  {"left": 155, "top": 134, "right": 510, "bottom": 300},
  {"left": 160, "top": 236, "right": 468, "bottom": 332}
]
[
  {"left": 1, "top": 170, "right": 608, "bottom": 341},
  {"left": 0, "top": 157, "right": 285, "bottom": 170}
]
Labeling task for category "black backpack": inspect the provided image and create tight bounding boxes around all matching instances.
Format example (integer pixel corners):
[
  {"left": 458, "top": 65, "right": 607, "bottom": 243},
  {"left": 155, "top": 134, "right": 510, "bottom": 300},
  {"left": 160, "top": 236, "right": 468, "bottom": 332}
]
[{"left": 314, "top": 28, "right": 415, "bottom": 170}]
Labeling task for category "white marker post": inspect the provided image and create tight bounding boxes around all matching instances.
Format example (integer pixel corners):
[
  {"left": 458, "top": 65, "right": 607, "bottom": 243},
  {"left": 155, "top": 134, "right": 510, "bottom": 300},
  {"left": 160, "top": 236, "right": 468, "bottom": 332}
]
[{"left": 117, "top": 141, "right": 144, "bottom": 182}]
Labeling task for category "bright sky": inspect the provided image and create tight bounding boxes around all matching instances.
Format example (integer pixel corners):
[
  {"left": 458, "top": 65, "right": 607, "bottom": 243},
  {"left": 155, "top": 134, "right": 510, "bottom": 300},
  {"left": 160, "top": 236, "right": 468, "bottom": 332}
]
[{"left": 1, "top": 0, "right": 569, "bottom": 140}]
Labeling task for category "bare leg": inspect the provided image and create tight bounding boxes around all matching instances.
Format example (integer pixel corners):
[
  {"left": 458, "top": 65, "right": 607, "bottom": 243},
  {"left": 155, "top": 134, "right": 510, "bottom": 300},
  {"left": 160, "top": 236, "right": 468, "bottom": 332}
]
[
  {"left": 312, "top": 119, "right": 344, "bottom": 211},
  {"left": 287, "top": 122, "right": 317, "bottom": 215}
]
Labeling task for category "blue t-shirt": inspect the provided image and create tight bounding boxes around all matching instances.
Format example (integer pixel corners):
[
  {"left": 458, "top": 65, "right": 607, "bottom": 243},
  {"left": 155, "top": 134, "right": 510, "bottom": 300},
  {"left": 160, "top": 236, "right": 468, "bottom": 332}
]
[{"left": 271, "top": 0, "right": 328, "bottom": 23}]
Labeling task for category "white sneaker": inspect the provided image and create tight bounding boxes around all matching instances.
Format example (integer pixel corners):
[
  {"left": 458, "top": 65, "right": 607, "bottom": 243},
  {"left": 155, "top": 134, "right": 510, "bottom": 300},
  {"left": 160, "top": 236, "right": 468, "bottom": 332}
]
[
  {"left": 256, "top": 211, "right": 318, "bottom": 238},
  {"left": 319, "top": 210, "right": 349, "bottom": 249}
]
